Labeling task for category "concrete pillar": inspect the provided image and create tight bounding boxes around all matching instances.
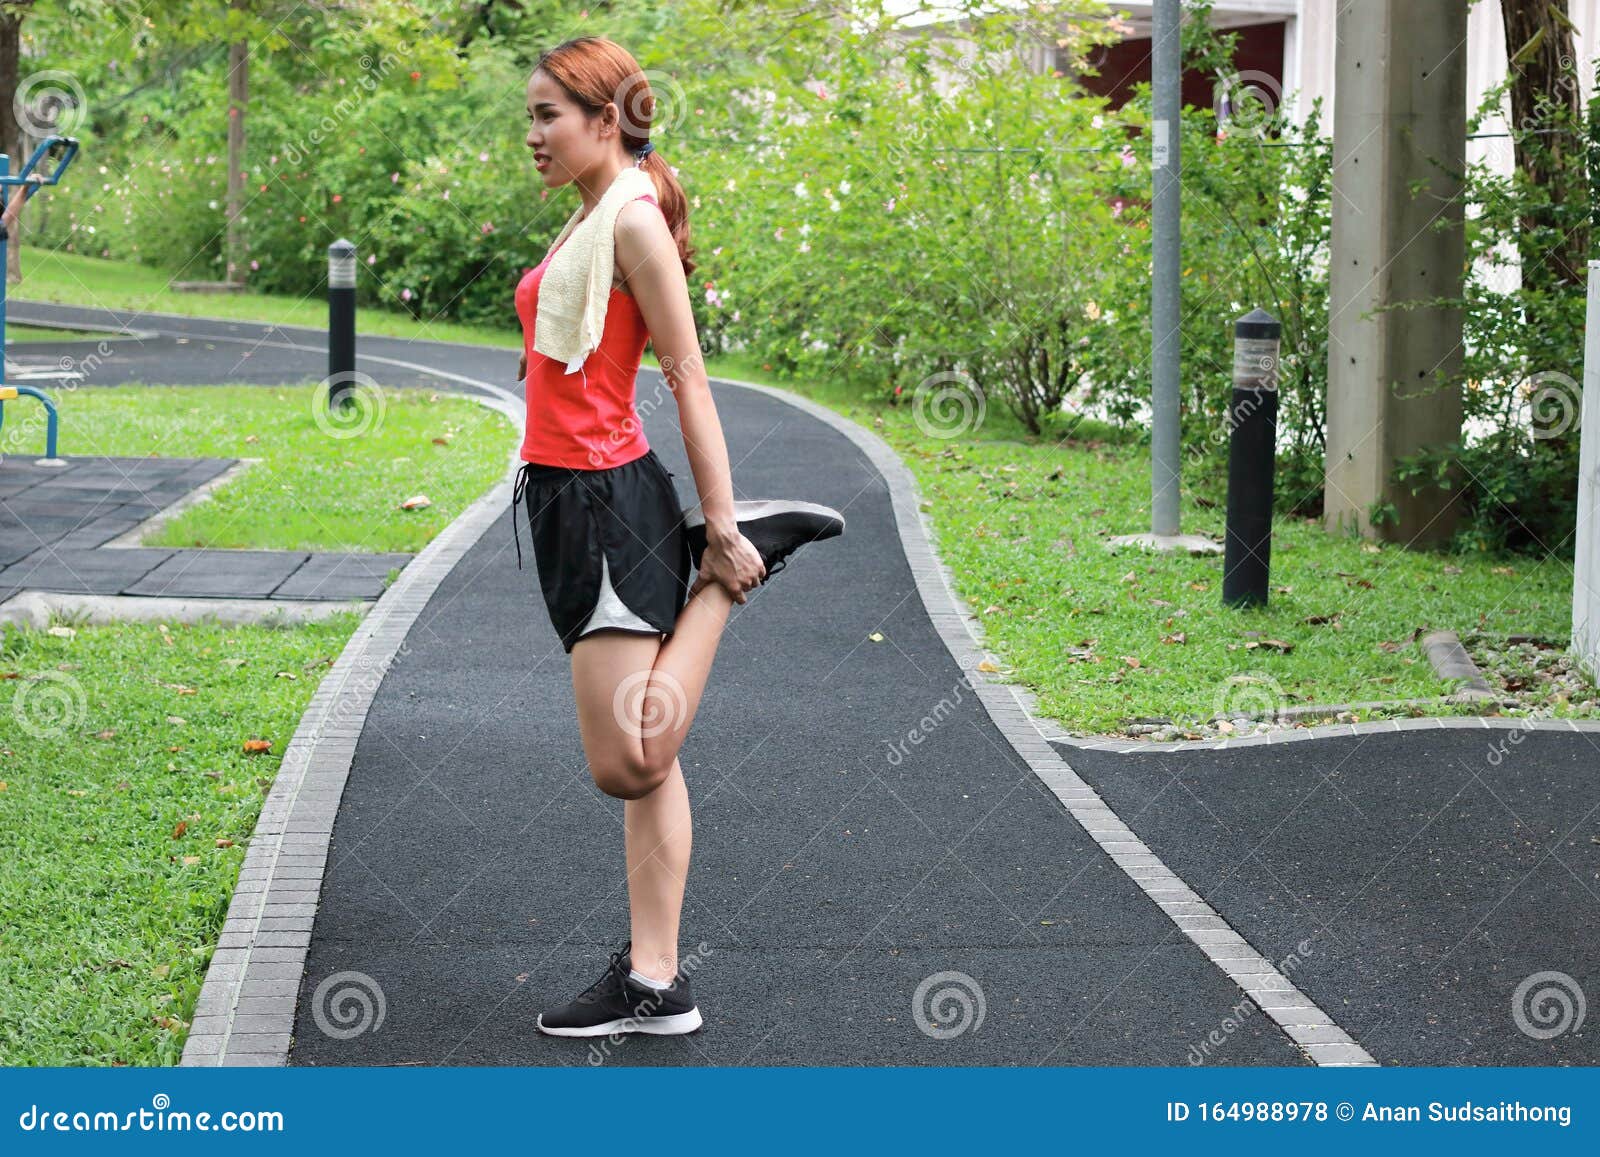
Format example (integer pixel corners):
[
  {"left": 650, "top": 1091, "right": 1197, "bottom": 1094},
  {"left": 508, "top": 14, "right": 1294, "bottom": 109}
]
[{"left": 1324, "top": 0, "right": 1466, "bottom": 545}]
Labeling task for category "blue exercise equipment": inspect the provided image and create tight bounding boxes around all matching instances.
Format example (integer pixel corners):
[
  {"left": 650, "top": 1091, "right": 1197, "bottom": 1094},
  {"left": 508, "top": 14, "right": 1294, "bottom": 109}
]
[{"left": 0, "top": 134, "right": 78, "bottom": 465}]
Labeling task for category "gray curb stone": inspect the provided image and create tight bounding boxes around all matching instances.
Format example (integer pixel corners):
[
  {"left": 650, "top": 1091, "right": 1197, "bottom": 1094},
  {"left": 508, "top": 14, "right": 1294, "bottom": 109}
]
[
  {"left": 711, "top": 374, "right": 1380, "bottom": 1068},
  {"left": 179, "top": 389, "right": 525, "bottom": 1067}
]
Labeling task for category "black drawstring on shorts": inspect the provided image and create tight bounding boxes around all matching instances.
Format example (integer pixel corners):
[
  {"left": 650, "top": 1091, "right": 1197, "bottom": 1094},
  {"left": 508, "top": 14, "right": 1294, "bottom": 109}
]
[{"left": 511, "top": 461, "right": 534, "bottom": 570}]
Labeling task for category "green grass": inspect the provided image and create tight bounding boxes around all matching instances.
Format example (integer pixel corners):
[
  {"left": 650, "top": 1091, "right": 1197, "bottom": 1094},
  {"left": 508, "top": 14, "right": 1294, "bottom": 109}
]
[
  {"left": 0, "top": 611, "right": 365, "bottom": 1065},
  {"left": 43, "top": 383, "right": 515, "bottom": 553},
  {"left": 14, "top": 250, "right": 521, "bottom": 350},
  {"left": 7, "top": 325, "right": 129, "bottom": 343},
  {"left": 692, "top": 355, "right": 1586, "bottom": 735},
  {"left": 0, "top": 378, "right": 514, "bottom": 1064}
]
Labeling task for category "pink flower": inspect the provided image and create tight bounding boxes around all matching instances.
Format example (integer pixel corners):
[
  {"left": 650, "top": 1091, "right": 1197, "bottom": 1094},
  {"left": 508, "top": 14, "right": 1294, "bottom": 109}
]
[
  {"left": 332, "top": 193, "right": 342, "bottom": 203},
  {"left": 480, "top": 222, "right": 494, "bottom": 234},
  {"left": 391, "top": 172, "right": 400, "bottom": 183},
  {"left": 401, "top": 288, "right": 413, "bottom": 302},
  {"left": 250, "top": 259, "right": 260, "bottom": 270},
  {"left": 367, "top": 254, "right": 376, "bottom": 264}
]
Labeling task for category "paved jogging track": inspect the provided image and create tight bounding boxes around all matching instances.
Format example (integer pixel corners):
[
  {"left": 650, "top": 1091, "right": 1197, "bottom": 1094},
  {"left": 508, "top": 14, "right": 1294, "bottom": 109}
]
[{"left": 15, "top": 299, "right": 1597, "bottom": 1067}]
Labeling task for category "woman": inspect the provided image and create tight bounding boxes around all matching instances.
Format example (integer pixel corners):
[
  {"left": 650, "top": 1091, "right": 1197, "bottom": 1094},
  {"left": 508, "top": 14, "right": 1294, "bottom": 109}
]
[{"left": 511, "top": 36, "right": 844, "bottom": 1038}]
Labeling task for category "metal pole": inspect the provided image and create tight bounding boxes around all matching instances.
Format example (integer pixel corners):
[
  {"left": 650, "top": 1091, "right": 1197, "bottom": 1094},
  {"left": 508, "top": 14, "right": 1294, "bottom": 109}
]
[
  {"left": 1222, "top": 308, "right": 1281, "bottom": 608},
  {"left": 1572, "top": 260, "right": 1600, "bottom": 680},
  {"left": 1151, "top": 0, "right": 1182, "bottom": 537},
  {"left": 328, "top": 238, "right": 357, "bottom": 410}
]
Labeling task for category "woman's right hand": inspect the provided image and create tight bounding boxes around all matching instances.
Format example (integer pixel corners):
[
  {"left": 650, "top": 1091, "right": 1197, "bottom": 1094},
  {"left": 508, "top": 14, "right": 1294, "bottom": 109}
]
[
  {"left": 690, "top": 531, "right": 767, "bottom": 604},
  {"left": 517, "top": 350, "right": 527, "bottom": 382}
]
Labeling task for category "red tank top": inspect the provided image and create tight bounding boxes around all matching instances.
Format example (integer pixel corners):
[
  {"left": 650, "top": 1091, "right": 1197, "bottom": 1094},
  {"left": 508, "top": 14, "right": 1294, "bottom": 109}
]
[{"left": 516, "top": 192, "right": 658, "bottom": 469}]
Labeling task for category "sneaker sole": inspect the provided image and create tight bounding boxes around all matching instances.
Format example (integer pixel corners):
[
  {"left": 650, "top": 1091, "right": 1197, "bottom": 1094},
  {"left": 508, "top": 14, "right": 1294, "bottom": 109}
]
[
  {"left": 683, "top": 499, "right": 845, "bottom": 532},
  {"left": 535, "top": 1007, "right": 704, "bottom": 1037}
]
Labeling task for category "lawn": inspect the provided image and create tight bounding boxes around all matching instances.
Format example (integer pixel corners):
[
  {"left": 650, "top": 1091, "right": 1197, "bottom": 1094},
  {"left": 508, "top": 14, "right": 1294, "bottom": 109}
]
[
  {"left": 0, "top": 378, "right": 512, "bottom": 1065},
  {"left": 0, "top": 612, "right": 365, "bottom": 1065},
  {"left": 13, "top": 249, "right": 521, "bottom": 351},
  {"left": 697, "top": 355, "right": 1583, "bottom": 735},
  {"left": 45, "top": 383, "right": 515, "bottom": 553}
]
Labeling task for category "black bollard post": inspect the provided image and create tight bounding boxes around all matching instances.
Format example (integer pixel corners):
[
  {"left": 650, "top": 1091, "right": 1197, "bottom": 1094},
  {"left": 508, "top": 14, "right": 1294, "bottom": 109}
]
[
  {"left": 1222, "top": 308, "right": 1281, "bottom": 609},
  {"left": 327, "top": 238, "right": 356, "bottom": 411}
]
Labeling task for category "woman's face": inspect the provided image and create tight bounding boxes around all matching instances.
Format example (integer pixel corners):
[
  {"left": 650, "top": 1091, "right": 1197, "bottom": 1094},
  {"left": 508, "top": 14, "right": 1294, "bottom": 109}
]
[{"left": 526, "top": 69, "right": 606, "bottom": 188}]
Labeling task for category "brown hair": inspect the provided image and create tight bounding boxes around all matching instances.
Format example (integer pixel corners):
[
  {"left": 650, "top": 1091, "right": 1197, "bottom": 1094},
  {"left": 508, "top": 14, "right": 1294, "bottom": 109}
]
[{"left": 535, "top": 36, "right": 697, "bottom": 279}]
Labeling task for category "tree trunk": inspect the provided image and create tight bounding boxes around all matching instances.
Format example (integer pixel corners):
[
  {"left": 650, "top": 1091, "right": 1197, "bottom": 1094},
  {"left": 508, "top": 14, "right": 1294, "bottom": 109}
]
[
  {"left": 1, "top": 9, "right": 23, "bottom": 284},
  {"left": 226, "top": 0, "right": 249, "bottom": 285},
  {"left": 1500, "top": 0, "right": 1586, "bottom": 291}
]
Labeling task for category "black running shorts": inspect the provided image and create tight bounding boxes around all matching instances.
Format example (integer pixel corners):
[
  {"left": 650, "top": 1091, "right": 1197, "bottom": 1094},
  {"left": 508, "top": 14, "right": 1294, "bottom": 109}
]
[{"left": 511, "top": 447, "right": 693, "bottom": 653}]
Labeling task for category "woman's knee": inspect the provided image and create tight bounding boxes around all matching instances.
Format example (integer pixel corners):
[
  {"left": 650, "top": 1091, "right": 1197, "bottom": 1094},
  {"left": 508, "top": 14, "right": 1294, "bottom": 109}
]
[{"left": 591, "top": 752, "right": 670, "bottom": 800}]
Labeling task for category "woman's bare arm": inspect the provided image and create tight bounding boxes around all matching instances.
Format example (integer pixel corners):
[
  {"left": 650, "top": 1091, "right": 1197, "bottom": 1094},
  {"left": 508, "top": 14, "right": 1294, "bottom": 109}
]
[{"left": 614, "top": 198, "right": 764, "bottom": 600}]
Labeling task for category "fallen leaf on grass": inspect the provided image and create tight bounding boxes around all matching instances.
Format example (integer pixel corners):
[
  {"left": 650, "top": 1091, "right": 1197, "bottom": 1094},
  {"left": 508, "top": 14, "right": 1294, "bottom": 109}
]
[
  {"left": 167, "top": 715, "right": 186, "bottom": 726},
  {"left": 242, "top": 738, "right": 273, "bottom": 754},
  {"left": 1188, "top": 581, "right": 1209, "bottom": 591},
  {"left": 170, "top": 820, "right": 187, "bottom": 840},
  {"left": 399, "top": 494, "right": 433, "bottom": 510},
  {"left": 215, "top": 838, "right": 235, "bottom": 848},
  {"left": 153, "top": 1016, "right": 189, "bottom": 1032},
  {"left": 47, "top": 626, "right": 75, "bottom": 638},
  {"left": 180, "top": 856, "right": 201, "bottom": 866},
  {"left": 1160, "top": 632, "right": 1187, "bottom": 645},
  {"left": 94, "top": 729, "right": 117, "bottom": 740},
  {"left": 151, "top": 964, "right": 170, "bottom": 979}
]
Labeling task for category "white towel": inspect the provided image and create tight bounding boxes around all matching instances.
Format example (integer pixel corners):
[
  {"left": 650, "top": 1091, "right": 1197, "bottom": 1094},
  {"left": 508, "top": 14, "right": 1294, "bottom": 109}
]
[{"left": 533, "top": 164, "right": 657, "bottom": 377}]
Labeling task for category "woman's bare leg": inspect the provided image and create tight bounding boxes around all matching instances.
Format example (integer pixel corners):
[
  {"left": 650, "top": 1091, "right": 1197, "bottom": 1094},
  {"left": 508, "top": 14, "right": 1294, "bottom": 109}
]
[
  {"left": 567, "top": 581, "right": 736, "bottom": 981},
  {"left": 624, "top": 756, "right": 691, "bottom": 980}
]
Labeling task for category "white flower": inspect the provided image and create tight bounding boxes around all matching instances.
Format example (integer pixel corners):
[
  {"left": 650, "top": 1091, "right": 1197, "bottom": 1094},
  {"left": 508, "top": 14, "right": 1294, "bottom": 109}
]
[
  {"left": 798, "top": 240, "right": 810, "bottom": 253},
  {"left": 839, "top": 179, "right": 851, "bottom": 194},
  {"left": 794, "top": 181, "right": 809, "bottom": 198}
]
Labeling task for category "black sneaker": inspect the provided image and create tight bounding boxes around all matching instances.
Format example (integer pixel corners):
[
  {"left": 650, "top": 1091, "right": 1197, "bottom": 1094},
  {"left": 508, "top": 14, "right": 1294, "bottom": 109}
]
[
  {"left": 682, "top": 499, "right": 845, "bottom": 582},
  {"left": 535, "top": 942, "right": 703, "bottom": 1037}
]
